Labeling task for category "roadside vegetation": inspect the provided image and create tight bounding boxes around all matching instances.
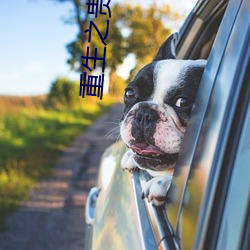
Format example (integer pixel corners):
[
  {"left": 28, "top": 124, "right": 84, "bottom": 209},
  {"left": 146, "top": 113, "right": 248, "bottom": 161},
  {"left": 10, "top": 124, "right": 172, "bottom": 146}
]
[
  {"left": 0, "top": 78, "right": 113, "bottom": 230},
  {"left": 0, "top": 0, "right": 182, "bottom": 231}
]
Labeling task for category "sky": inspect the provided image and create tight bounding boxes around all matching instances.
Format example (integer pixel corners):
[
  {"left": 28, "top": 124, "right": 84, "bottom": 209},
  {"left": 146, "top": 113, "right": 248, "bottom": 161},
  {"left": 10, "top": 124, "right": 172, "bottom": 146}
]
[{"left": 0, "top": 0, "right": 197, "bottom": 96}]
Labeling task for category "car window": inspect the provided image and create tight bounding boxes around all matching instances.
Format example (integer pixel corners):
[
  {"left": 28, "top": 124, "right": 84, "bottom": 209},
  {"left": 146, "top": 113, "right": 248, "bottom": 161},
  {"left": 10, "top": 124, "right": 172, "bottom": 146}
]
[
  {"left": 177, "top": 0, "right": 228, "bottom": 60},
  {"left": 166, "top": 0, "right": 231, "bottom": 231},
  {"left": 165, "top": 0, "right": 249, "bottom": 248},
  {"left": 216, "top": 78, "right": 250, "bottom": 250},
  {"left": 134, "top": 0, "right": 231, "bottom": 248}
]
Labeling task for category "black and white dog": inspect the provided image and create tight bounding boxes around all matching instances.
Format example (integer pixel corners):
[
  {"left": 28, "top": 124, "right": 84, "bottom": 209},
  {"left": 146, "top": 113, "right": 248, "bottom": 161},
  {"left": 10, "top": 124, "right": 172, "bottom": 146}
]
[{"left": 120, "top": 33, "right": 206, "bottom": 206}]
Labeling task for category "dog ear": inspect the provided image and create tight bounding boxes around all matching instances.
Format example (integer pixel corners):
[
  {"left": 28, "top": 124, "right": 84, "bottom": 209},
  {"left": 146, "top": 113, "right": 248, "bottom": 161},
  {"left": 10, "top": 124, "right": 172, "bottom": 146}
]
[{"left": 153, "top": 32, "right": 179, "bottom": 61}]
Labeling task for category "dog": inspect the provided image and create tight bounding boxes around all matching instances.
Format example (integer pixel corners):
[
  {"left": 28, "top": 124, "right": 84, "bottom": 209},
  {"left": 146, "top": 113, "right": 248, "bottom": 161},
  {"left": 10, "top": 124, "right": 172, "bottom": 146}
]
[{"left": 120, "top": 33, "right": 206, "bottom": 206}]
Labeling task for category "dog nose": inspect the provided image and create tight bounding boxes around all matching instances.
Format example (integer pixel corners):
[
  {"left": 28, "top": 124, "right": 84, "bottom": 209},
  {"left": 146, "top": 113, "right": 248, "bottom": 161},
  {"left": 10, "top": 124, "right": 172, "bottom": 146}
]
[{"left": 135, "top": 109, "right": 159, "bottom": 130}]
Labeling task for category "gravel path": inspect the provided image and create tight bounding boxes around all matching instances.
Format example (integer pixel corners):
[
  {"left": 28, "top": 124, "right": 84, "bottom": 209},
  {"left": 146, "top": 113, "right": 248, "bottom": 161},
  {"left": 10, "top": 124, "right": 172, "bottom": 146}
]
[{"left": 0, "top": 103, "right": 123, "bottom": 250}]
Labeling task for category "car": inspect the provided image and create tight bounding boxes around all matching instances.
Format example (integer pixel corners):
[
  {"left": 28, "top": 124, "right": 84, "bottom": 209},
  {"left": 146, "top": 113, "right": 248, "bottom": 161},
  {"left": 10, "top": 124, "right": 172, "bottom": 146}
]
[{"left": 85, "top": 0, "right": 250, "bottom": 249}]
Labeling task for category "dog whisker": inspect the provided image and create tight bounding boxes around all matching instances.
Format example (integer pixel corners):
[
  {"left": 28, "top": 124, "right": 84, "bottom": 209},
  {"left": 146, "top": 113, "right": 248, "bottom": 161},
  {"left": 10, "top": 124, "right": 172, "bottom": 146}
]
[
  {"left": 106, "top": 118, "right": 121, "bottom": 125},
  {"left": 115, "top": 135, "right": 122, "bottom": 143},
  {"left": 105, "top": 127, "right": 120, "bottom": 140}
]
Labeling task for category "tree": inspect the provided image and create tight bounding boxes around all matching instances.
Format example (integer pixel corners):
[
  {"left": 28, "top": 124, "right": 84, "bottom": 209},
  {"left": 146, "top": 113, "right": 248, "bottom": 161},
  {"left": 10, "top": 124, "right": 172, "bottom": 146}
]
[
  {"left": 115, "top": 4, "right": 172, "bottom": 81},
  {"left": 108, "top": 71, "right": 126, "bottom": 99},
  {"left": 51, "top": 0, "right": 102, "bottom": 76},
  {"left": 51, "top": 1, "right": 177, "bottom": 95},
  {"left": 66, "top": 3, "right": 125, "bottom": 74},
  {"left": 48, "top": 77, "right": 79, "bottom": 107}
]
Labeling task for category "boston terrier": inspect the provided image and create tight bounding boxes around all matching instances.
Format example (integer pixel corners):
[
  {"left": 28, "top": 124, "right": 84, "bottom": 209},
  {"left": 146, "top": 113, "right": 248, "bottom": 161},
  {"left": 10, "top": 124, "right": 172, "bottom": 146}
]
[{"left": 120, "top": 33, "right": 206, "bottom": 206}]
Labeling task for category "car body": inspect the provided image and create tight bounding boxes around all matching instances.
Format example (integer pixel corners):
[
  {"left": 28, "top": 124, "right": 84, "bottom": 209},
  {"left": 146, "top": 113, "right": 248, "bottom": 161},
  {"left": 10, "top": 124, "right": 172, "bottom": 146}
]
[{"left": 85, "top": 0, "right": 250, "bottom": 249}]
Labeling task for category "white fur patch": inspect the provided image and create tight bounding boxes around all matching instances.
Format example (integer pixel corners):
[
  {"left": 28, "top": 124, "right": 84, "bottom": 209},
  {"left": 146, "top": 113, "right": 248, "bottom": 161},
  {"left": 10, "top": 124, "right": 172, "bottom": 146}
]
[
  {"left": 142, "top": 175, "right": 173, "bottom": 206},
  {"left": 153, "top": 121, "right": 183, "bottom": 154},
  {"left": 121, "top": 149, "right": 135, "bottom": 171},
  {"left": 152, "top": 59, "right": 206, "bottom": 104},
  {"left": 120, "top": 118, "right": 135, "bottom": 144}
]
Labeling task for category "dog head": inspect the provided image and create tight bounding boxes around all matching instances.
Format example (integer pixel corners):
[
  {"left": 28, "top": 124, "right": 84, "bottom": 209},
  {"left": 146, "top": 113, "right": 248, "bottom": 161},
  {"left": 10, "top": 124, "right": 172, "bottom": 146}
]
[{"left": 120, "top": 33, "right": 206, "bottom": 174}]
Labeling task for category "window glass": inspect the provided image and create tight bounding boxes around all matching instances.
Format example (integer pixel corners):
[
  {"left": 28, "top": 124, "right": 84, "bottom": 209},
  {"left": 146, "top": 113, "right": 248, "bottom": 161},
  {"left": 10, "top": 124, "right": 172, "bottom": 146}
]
[{"left": 216, "top": 95, "right": 250, "bottom": 249}]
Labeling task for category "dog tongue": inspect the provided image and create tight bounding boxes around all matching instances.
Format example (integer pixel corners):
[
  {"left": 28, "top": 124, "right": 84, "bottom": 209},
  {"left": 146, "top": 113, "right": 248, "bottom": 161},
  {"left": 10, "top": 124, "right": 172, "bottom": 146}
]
[{"left": 130, "top": 143, "right": 163, "bottom": 155}]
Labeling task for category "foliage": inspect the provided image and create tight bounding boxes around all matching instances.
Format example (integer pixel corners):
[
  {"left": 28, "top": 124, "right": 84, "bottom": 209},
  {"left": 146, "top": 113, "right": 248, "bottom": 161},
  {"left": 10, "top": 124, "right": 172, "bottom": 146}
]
[
  {"left": 67, "top": 5, "right": 125, "bottom": 73},
  {"left": 122, "top": 4, "right": 172, "bottom": 65},
  {"left": 48, "top": 77, "right": 80, "bottom": 107},
  {"left": 55, "top": 1, "right": 176, "bottom": 95},
  {"left": 66, "top": 3, "right": 172, "bottom": 71},
  {"left": 113, "top": 4, "right": 172, "bottom": 81},
  {"left": 108, "top": 72, "right": 126, "bottom": 100},
  {"left": 0, "top": 95, "right": 112, "bottom": 230}
]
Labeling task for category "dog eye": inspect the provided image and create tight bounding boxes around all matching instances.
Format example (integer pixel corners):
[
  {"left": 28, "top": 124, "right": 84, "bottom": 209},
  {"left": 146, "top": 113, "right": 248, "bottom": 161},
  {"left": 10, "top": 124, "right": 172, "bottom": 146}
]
[
  {"left": 125, "top": 89, "right": 136, "bottom": 100},
  {"left": 175, "top": 97, "right": 192, "bottom": 108}
]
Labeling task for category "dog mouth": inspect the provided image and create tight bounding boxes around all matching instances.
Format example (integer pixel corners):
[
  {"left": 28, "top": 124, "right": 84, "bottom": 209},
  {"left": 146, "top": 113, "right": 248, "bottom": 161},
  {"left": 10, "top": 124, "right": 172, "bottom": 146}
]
[{"left": 129, "top": 143, "right": 178, "bottom": 164}]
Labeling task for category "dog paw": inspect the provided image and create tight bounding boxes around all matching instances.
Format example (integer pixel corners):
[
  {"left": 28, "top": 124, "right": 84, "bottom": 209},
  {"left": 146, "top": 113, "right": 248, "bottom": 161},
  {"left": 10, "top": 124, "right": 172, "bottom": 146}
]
[
  {"left": 121, "top": 149, "right": 135, "bottom": 172},
  {"left": 141, "top": 175, "right": 172, "bottom": 206}
]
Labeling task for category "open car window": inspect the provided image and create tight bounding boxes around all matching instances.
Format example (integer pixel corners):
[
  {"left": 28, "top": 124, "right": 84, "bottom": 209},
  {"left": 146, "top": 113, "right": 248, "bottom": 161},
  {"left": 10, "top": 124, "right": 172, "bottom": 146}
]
[
  {"left": 166, "top": 0, "right": 234, "bottom": 228},
  {"left": 127, "top": 0, "right": 250, "bottom": 249},
  {"left": 87, "top": 0, "right": 249, "bottom": 249},
  {"left": 135, "top": 0, "right": 231, "bottom": 247}
]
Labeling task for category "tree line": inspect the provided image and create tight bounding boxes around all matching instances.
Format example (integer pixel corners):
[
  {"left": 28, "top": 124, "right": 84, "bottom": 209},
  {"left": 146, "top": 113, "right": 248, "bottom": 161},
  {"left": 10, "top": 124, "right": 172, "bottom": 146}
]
[{"left": 49, "top": 1, "right": 179, "bottom": 100}]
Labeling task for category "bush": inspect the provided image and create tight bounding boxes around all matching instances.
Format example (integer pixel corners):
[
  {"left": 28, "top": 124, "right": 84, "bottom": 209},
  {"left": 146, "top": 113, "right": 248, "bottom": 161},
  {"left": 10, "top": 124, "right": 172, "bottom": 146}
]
[
  {"left": 0, "top": 95, "right": 113, "bottom": 230},
  {"left": 48, "top": 77, "right": 80, "bottom": 108}
]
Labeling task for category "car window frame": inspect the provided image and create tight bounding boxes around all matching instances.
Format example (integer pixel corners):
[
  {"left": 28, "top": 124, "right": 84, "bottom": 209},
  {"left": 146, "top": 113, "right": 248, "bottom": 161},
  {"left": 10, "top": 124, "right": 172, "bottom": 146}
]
[
  {"left": 214, "top": 61, "right": 250, "bottom": 250},
  {"left": 134, "top": 0, "right": 231, "bottom": 248},
  {"left": 202, "top": 1, "right": 250, "bottom": 246},
  {"left": 165, "top": 0, "right": 233, "bottom": 231},
  {"left": 165, "top": 0, "right": 250, "bottom": 249},
  {"left": 193, "top": 0, "right": 250, "bottom": 248}
]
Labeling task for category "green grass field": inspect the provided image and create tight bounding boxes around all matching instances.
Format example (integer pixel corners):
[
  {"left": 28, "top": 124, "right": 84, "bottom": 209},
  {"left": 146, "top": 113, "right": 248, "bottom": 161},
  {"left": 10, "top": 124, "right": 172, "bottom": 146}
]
[{"left": 0, "top": 95, "right": 113, "bottom": 230}]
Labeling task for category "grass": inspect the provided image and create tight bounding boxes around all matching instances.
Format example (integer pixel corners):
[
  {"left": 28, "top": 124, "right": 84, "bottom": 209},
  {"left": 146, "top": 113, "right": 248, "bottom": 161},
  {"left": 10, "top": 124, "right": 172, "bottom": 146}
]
[{"left": 0, "top": 95, "right": 113, "bottom": 230}]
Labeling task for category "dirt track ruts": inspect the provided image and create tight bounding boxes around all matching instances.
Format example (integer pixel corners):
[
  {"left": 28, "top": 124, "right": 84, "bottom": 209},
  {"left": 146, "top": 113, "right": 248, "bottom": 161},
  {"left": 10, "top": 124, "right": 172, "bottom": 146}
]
[{"left": 0, "top": 103, "right": 123, "bottom": 250}]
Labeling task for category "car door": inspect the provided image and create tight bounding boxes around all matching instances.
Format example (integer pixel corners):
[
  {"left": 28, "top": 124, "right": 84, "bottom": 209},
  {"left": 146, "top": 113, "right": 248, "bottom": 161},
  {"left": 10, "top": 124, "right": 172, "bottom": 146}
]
[
  {"left": 166, "top": 0, "right": 250, "bottom": 248},
  {"left": 85, "top": 0, "right": 250, "bottom": 249}
]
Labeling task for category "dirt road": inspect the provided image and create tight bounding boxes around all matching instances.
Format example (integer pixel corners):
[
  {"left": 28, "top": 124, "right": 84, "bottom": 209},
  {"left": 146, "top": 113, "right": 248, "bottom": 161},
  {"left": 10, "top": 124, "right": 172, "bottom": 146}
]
[{"left": 0, "top": 103, "right": 123, "bottom": 250}]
